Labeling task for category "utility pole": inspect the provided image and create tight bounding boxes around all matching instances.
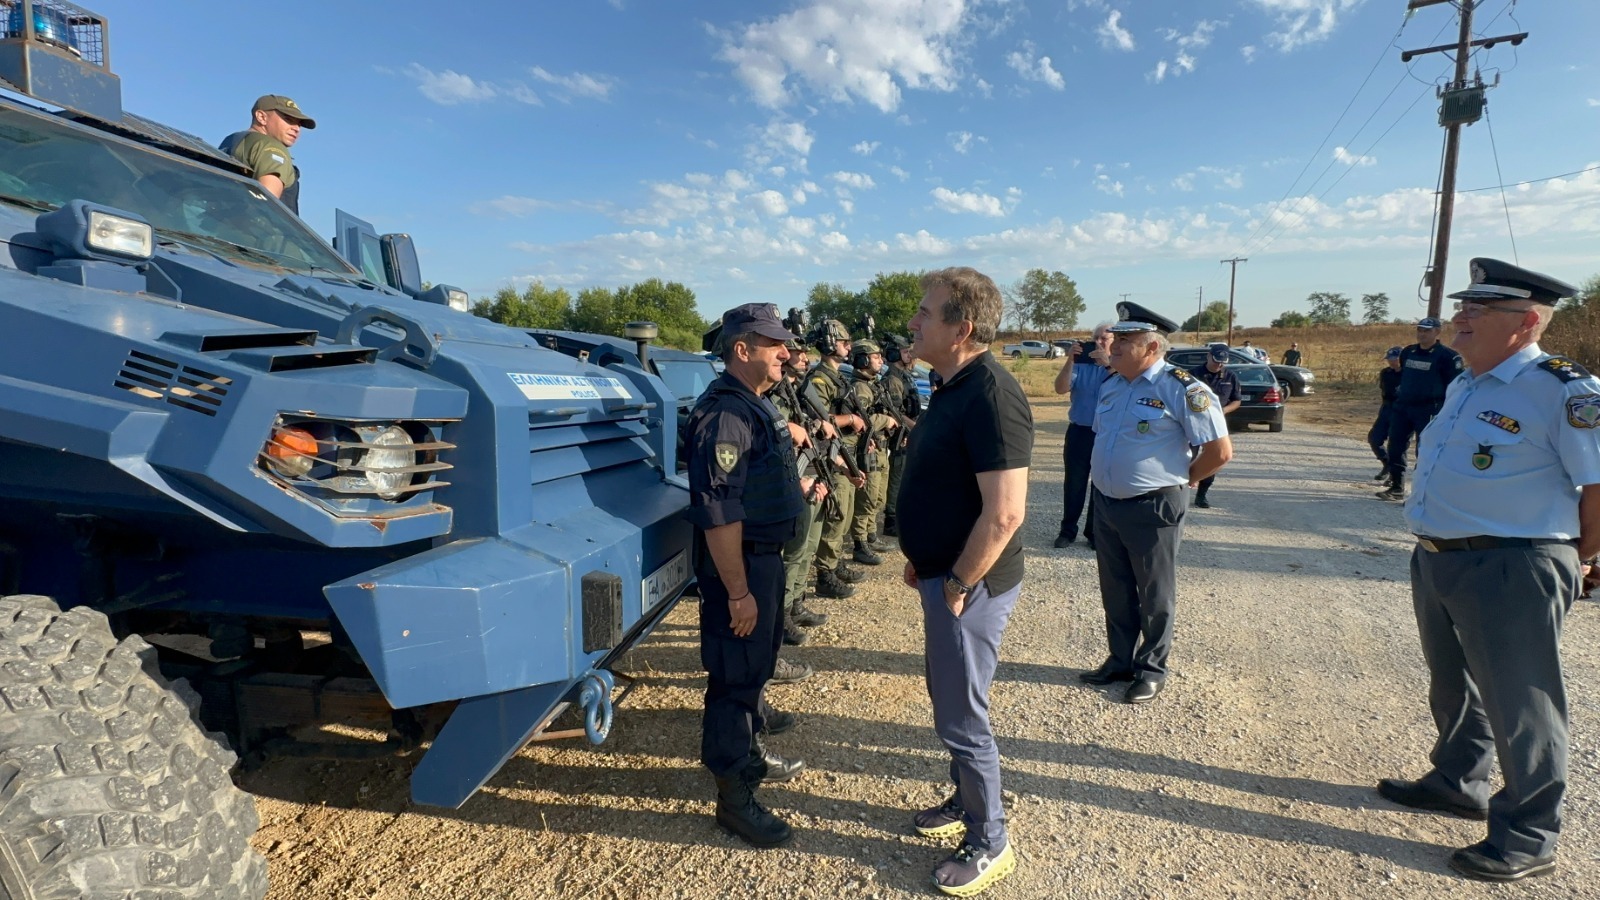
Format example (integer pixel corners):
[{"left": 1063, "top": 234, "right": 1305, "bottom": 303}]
[
  {"left": 1118, "top": 292, "right": 1132, "bottom": 308},
  {"left": 1402, "top": 0, "right": 1527, "bottom": 317},
  {"left": 1195, "top": 287, "right": 1203, "bottom": 344},
  {"left": 1219, "top": 257, "right": 1246, "bottom": 345}
]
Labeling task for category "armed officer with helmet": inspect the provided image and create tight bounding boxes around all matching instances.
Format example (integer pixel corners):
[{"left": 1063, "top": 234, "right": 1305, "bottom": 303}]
[
  {"left": 848, "top": 339, "right": 901, "bottom": 559},
  {"left": 1378, "top": 315, "right": 1463, "bottom": 500},
  {"left": 1378, "top": 259, "right": 1600, "bottom": 882},
  {"left": 806, "top": 319, "right": 878, "bottom": 590},
  {"left": 683, "top": 303, "right": 811, "bottom": 848},
  {"left": 881, "top": 335, "right": 922, "bottom": 538}
]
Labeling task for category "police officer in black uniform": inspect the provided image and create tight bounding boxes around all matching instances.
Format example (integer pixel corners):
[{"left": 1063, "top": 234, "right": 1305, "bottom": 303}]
[
  {"left": 1379, "top": 316, "right": 1463, "bottom": 500},
  {"left": 683, "top": 303, "right": 809, "bottom": 848},
  {"left": 1368, "top": 346, "right": 1403, "bottom": 481}
]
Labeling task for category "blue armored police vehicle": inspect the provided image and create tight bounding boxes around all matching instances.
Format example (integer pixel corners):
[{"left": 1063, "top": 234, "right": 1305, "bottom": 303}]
[{"left": 0, "top": 4, "right": 692, "bottom": 896}]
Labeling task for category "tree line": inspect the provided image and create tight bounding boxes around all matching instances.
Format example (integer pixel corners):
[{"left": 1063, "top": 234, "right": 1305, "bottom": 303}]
[
  {"left": 474, "top": 268, "right": 1090, "bottom": 349},
  {"left": 1269, "top": 291, "right": 1392, "bottom": 328}
]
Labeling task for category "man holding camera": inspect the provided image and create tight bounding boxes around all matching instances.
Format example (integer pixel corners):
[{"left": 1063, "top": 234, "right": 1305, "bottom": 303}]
[{"left": 1053, "top": 324, "right": 1112, "bottom": 548}]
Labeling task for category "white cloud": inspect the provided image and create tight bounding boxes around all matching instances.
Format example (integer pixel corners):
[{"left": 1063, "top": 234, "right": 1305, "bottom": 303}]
[
  {"left": 1148, "top": 60, "right": 1169, "bottom": 83},
  {"left": 950, "top": 131, "right": 987, "bottom": 154},
  {"left": 759, "top": 119, "right": 816, "bottom": 165},
  {"left": 820, "top": 231, "right": 851, "bottom": 251},
  {"left": 749, "top": 190, "right": 790, "bottom": 217},
  {"left": 1097, "top": 10, "right": 1136, "bottom": 52},
  {"left": 717, "top": 0, "right": 968, "bottom": 113},
  {"left": 1094, "top": 174, "right": 1125, "bottom": 197},
  {"left": 402, "top": 64, "right": 500, "bottom": 105},
  {"left": 1248, "top": 0, "right": 1364, "bottom": 53},
  {"left": 1333, "top": 146, "right": 1376, "bottom": 167},
  {"left": 931, "top": 187, "right": 1006, "bottom": 217},
  {"left": 1588, "top": 98, "right": 1600, "bottom": 107},
  {"left": 1241, "top": 45, "right": 1258, "bottom": 63},
  {"left": 1198, "top": 166, "right": 1245, "bottom": 189},
  {"left": 897, "top": 229, "right": 954, "bottom": 255},
  {"left": 975, "top": 78, "right": 993, "bottom": 98},
  {"left": 831, "top": 171, "right": 877, "bottom": 190},
  {"left": 1163, "top": 20, "right": 1221, "bottom": 51},
  {"left": 852, "top": 140, "right": 881, "bottom": 155},
  {"left": 1172, "top": 174, "right": 1195, "bottom": 192},
  {"left": 889, "top": 165, "right": 910, "bottom": 181},
  {"left": 470, "top": 195, "right": 556, "bottom": 217},
  {"left": 1006, "top": 42, "right": 1066, "bottom": 90},
  {"left": 839, "top": 198, "right": 856, "bottom": 215},
  {"left": 529, "top": 66, "right": 617, "bottom": 101}
]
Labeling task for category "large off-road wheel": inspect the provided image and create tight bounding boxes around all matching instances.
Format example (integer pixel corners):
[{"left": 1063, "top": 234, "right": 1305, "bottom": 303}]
[{"left": 0, "top": 595, "right": 267, "bottom": 900}]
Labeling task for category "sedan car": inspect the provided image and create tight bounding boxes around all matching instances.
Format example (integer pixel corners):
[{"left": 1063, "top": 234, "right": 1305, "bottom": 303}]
[
  {"left": 1224, "top": 363, "right": 1285, "bottom": 432},
  {"left": 1167, "top": 346, "right": 1314, "bottom": 398}
]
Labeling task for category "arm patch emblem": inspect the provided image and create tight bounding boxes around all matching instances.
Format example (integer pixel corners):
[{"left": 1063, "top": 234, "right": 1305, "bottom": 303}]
[
  {"left": 715, "top": 442, "right": 741, "bottom": 472},
  {"left": 1186, "top": 389, "right": 1210, "bottom": 413},
  {"left": 1567, "top": 395, "right": 1600, "bottom": 429}
]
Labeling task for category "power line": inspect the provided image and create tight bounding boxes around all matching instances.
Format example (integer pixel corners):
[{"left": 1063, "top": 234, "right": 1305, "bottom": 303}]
[
  {"left": 1483, "top": 103, "right": 1519, "bottom": 263},
  {"left": 1457, "top": 164, "right": 1600, "bottom": 192}
]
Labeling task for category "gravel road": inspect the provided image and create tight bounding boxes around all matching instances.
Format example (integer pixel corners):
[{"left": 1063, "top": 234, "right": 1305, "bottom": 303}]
[{"left": 248, "top": 402, "right": 1600, "bottom": 899}]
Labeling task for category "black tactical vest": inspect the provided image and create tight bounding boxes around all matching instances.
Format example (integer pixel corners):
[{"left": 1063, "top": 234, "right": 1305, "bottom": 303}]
[{"left": 689, "top": 378, "right": 803, "bottom": 540}]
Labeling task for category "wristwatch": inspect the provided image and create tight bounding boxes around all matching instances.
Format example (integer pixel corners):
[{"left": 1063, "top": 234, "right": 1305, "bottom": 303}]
[{"left": 944, "top": 573, "right": 975, "bottom": 596}]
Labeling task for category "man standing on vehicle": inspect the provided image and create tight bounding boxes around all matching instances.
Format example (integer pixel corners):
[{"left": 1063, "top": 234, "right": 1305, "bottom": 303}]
[
  {"left": 1186, "top": 343, "right": 1243, "bottom": 509},
  {"left": 1081, "top": 303, "right": 1231, "bottom": 704},
  {"left": 1379, "top": 258, "right": 1600, "bottom": 882},
  {"left": 1379, "top": 316, "right": 1464, "bottom": 500},
  {"left": 683, "top": 303, "right": 809, "bottom": 848},
  {"left": 1052, "top": 323, "right": 1112, "bottom": 548},
  {"left": 899, "top": 267, "right": 1031, "bottom": 897},
  {"left": 1282, "top": 342, "right": 1303, "bottom": 367},
  {"left": 1368, "top": 347, "right": 1404, "bottom": 482},
  {"left": 220, "top": 94, "right": 315, "bottom": 215}
]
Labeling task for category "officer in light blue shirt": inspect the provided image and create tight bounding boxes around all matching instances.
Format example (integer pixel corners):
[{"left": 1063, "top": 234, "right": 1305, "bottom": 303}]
[
  {"left": 1052, "top": 323, "right": 1112, "bottom": 548},
  {"left": 1079, "top": 303, "right": 1231, "bottom": 705},
  {"left": 1378, "top": 258, "right": 1600, "bottom": 883}
]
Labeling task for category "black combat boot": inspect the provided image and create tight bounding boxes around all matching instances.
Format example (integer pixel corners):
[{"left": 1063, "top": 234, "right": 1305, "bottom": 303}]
[
  {"left": 882, "top": 516, "right": 899, "bottom": 537},
  {"left": 1377, "top": 471, "right": 1405, "bottom": 501},
  {"left": 815, "top": 568, "right": 856, "bottom": 599},
  {"left": 790, "top": 595, "right": 829, "bottom": 627},
  {"left": 852, "top": 540, "right": 883, "bottom": 566},
  {"left": 752, "top": 737, "right": 806, "bottom": 783},
  {"left": 782, "top": 619, "right": 808, "bottom": 646},
  {"left": 1373, "top": 464, "right": 1391, "bottom": 481},
  {"left": 714, "top": 771, "right": 793, "bottom": 848},
  {"left": 833, "top": 563, "right": 865, "bottom": 584},
  {"left": 1193, "top": 489, "right": 1211, "bottom": 509},
  {"left": 866, "top": 533, "right": 895, "bottom": 553}
]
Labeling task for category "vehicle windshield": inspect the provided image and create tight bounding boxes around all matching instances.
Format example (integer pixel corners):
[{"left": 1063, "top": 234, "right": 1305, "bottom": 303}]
[
  {"left": 653, "top": 357, "right": 720, "bottom": 402},
  {"left": 0, "top": 105, "right": 355, "bottom": 274}
]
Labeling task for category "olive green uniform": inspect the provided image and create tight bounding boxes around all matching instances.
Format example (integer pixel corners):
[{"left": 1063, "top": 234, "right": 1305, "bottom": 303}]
[
  {"left": 806, "top": 363, "right": 858, "bottom": 571},
  {"left": 769, "top": 375, "right": 828, "bottom": 606},
  {"left": 882, "top": 365, "right": 919, "bottom": 530},
  {"left": 850, "top": 374, "right": 895, "bottom": 543}
]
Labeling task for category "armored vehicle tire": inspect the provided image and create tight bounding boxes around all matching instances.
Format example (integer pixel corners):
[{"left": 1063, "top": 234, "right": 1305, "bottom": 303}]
[{"left": 0, "top": 595, "right": 268, "bottom": 900}]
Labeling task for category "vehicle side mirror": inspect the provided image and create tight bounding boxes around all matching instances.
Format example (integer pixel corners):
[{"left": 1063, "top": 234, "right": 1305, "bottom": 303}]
[{"left": 380, "top": 233, "right": 423, "bottom": 297}]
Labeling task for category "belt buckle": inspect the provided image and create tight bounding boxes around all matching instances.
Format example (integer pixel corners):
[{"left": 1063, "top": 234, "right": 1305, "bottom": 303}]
[{"left": 1417, "top": 537, "right": 1441, "bottom": 553}]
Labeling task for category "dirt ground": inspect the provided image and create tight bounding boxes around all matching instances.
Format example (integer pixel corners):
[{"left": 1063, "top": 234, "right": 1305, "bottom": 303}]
[{"left": 245, "top": 394, "right": 1600, "bottom": 900}]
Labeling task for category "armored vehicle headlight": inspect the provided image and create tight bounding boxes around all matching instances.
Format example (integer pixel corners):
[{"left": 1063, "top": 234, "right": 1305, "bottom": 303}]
[
  {"left": 446, "top": 289, "right": 469, "bottom": 312},
  {"left": 35, "top": 200, "right": 154, "bottom": 263},
  {"left": 364, "top": 425, "right": 416, "bottom": 500},
  {"left": 264, "top": 425, "right": 320, "bottom": 478}
]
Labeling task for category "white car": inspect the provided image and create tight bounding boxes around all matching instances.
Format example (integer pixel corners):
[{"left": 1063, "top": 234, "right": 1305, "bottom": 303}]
[{"left": 1002, "top": 340, "right": 1064, "bottom": 359}]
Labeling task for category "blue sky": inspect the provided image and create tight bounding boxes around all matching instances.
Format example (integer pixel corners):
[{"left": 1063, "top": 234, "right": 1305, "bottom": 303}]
[{"left": 96, "top": 0, "right": 1599, "bottom": 327}]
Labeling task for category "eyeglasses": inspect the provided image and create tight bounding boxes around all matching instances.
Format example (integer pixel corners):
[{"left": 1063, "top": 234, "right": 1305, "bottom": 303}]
[{"left": 1451, "top": 301, "right": 1532, "bottom": 319}]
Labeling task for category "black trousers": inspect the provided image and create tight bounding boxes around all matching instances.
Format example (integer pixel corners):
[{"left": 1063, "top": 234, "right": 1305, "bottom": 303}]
[
  {"left": 698, "top": 548, "right": 785, "bottom": 778},
  {"left": 1060, "top": 423, "right": 1096, "bottom": 541},
  {"left": 1368, "top": 404, "right": 1393, "bottom": 463},
  {"left": 1091, "top": 486, "right": 1187, "bottom": 680},
  {"left": 1385, "top": 402, "right": 1438, "bottom": 475}
]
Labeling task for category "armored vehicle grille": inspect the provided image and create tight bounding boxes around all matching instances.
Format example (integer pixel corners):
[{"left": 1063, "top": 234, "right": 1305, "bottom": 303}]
[
  {"left": 114, "top": 349, "right": 232, "bottom": 416},
  {"left": 528, "top": 418, "right": 652, "bottom": 486}
]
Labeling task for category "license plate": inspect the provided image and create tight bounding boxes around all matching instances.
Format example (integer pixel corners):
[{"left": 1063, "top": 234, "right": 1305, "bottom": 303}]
[
  {"left": 1240, "top": 394, "right": 1254, "bottom": 401},
  {"left": 642, "top": 550, "right": 690, "bottom": 613}
]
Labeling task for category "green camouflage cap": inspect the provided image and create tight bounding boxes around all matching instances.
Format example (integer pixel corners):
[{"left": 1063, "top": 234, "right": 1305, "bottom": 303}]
[{"left": 253, "top": 94, "right": 317, "bottom": 128}]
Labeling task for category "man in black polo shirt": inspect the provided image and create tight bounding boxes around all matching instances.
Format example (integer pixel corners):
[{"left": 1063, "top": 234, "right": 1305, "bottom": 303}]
[{"left": 898, "top": 266, "right": 1032, "bottom": 897}]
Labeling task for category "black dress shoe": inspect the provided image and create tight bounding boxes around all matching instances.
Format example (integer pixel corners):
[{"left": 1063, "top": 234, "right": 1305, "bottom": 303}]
[
  {"left": 1052, "top": 534, "right": 1073, "bottom": 549},
  {"left": 759, "top": 709, "right": 796, "bottom": 736},
  {"left": 1077, "top": 661, "right": 1133, "bottom": 686},
  {"left": 1124, "top": 677, "right": 1163, "bottom": 704},
  {"left": 1376, "top": 778, "right": 1488, "bottom": 820},
  {"left": 1449, "top": 842, "right": 1555, "bottom": 882}
]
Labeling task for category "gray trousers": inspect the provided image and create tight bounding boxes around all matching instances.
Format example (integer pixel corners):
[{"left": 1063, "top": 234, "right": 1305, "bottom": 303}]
[
  {"left": 1091, "top": 486, "right": 1188, "bottom": 680},
  {"left": 1410, "top": 542, "right": 1579, "bottom": 863},
  {"left": 918, "top": 575, "right": 1021, "bottom": 850}
]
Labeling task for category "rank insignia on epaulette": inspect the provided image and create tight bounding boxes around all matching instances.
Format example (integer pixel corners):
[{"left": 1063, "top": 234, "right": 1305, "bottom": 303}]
[
  {"left": 1136, "top": 397, "right": 1166, "bottom": 410},
  {"left": 1168, "top": 367, "right": 1195, "bottom": 384},
  {"left": 1186, "top": 389, "right": 1210, "bottom": 412},
  {"left": 1538, "top": 356, "right": 1592, "bottom": 383},
  {"left": 1568, "top": 394, "right": 1600, "bottom": 429},
  {"left": 1475, "top": 411, "right": 1521, "bottom": 434}
]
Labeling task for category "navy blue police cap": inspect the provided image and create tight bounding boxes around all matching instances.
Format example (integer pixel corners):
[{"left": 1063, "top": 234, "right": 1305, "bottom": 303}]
[
  {"left": 1385, "top": 346, "right": 1403, "bottom": 360},
  {"left": 1416, "top": 316, "right": 1442, "bottom": 330},
  {"left": 1207, "top": 342, "right": 1230, "bottom": 361},
  {"left": 1108, "top": 301, "right": 1180, "bottom": 335},
  {"left": 1447, "top": 257, "right": 1578, "bottom": 305},
  {"left": 721, "top": 302, "right": 801, "bottom": 343}
]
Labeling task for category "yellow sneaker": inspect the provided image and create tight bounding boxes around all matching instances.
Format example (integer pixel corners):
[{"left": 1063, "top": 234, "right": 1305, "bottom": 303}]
[{"left": 932, "top": 841, "right": 1016, "bottom": 897}]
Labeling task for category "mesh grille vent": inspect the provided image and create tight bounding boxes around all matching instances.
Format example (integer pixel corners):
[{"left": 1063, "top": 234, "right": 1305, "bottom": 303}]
[{"left": 114, "top": 350, "right": 233, "bottom": 416}]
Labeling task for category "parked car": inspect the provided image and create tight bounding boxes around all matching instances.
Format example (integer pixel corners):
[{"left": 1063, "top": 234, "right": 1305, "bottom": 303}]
[
  {"left": 1167, "top": 346, "right": 1315, "bottom": 398},
  {"left": 1003, "top": 339, "right": 1065, "bottom": 359},
  {"left": 1166, "top": 350, "right": 1285, "bottom": 432}
]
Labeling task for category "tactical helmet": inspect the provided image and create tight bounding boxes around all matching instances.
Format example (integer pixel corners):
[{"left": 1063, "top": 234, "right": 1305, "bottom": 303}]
[
  {"left": 881, "top": 334, "right": 911, "bottom": 364},
  {"left": 849, "top": 339, "right": 882, "bottom": 371},
  {"left": 810, "top": 318, "right": 852, "bottom": 356}
]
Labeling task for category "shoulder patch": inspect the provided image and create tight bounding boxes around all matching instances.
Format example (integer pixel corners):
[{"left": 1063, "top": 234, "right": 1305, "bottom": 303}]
[
  {"left": 1186, "top": 388, "right": 1210, "bottom": 413},
  {"left": 1168, "top": 367, "right": 1196, "bottom": 385},
  {"left": 714, "top": 442, "right": 741, "bottom": 472},
  {"left": 1538, "top": 356, "right": 1592, "bottom": 383},
  {"left": 1568, "top": 395, "right": 1600, "bottom": 429}
]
